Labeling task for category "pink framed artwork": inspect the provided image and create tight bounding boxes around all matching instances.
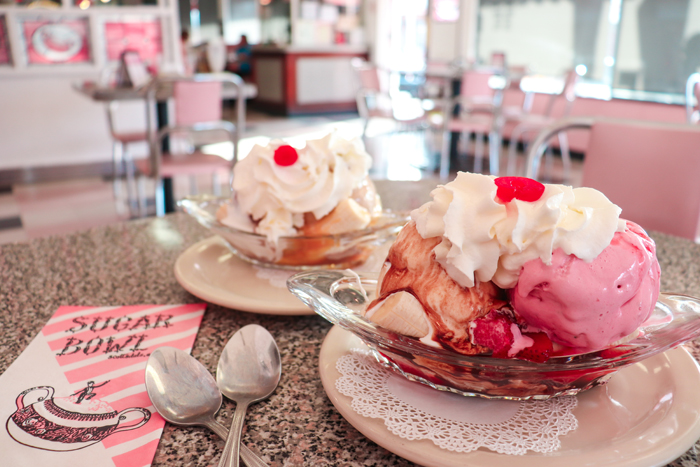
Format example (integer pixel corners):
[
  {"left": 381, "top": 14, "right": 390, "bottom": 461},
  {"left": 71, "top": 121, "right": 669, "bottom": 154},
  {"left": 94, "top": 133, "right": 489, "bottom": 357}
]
[
  {"left": 104, "top": 19, "right": 162, "bottom": 69},
  {"left": 21, "top": 17, "right": 91, "bottom": 65},
  {"left": 0, "top": 15, "right": 11, "bottom": 66}
]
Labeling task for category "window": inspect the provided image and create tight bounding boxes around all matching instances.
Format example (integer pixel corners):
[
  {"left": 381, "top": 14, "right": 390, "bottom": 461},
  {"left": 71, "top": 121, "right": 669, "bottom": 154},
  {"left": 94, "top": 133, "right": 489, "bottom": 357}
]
[{"left": 477, "top": 0, "right": 699, "bottom": 102}]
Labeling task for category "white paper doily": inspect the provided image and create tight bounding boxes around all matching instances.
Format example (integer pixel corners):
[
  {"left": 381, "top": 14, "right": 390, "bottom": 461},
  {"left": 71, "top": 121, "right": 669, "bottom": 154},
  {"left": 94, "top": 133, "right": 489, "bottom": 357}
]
[{"left": 335, "top": 349, "right": 578, "bottom": 455}]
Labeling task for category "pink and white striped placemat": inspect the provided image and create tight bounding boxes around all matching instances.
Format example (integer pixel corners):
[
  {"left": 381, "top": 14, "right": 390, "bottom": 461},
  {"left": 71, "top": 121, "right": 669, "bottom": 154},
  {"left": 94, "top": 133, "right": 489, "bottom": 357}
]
[{"left": 0, "top": 304, "right": 206, "bottom": 467}]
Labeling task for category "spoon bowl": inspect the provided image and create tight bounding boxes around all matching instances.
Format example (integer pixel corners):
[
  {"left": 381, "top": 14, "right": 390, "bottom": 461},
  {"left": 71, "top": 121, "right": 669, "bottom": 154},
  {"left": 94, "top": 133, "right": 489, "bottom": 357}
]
[
  {"left": 216, "top": 325, "right": 282, "bottom": 467},
  {"left": 145, "top": 346, "right": 268, "bottom": 467},
  {"left": 145, "top": 347, "right": 222, "bottom": 426}
]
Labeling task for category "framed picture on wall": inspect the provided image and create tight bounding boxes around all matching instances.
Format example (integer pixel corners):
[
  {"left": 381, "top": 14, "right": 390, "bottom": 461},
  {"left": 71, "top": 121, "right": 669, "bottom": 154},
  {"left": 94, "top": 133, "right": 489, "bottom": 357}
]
[
  {"left": 19, "top": 16, "right": 91, "bottom": 65},
  {"left": 103, "top": 17, "right": 163, "bottom": 72},
  {"left": 0, "top": 15, "right": 12, "bottom": 66}
]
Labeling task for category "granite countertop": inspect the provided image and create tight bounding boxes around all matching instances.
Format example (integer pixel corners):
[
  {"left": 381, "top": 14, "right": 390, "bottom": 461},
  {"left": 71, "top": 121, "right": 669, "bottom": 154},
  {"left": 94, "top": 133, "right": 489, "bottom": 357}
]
[{"left": 1, "top": 179, "right": 700, "bottom": 466}]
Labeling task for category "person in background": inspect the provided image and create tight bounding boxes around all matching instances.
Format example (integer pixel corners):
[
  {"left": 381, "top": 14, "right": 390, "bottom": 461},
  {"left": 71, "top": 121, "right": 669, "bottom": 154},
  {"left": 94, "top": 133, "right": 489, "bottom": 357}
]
[{"left": 226, "top": 34, "right": 252, "bottom": 77}]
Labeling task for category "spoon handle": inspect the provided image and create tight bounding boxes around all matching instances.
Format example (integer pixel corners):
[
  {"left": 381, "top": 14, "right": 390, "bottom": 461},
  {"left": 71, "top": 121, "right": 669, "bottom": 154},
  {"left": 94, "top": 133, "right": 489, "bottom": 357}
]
[
  {"left": 217, "top": 400, "right": 250, "bottom": 467},
  {"left": 206, "top": 420, "right": 269, "bottom": 467}
]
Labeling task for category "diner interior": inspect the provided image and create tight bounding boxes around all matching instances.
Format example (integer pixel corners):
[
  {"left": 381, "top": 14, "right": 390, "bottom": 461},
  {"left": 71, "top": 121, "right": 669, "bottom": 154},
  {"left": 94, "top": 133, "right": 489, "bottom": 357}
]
[
  {"left": 2, "top": 0, "right": 698, "bottom": 243},
  {"left": 2, "top": 0, "right": 700, "bottom": 466}
]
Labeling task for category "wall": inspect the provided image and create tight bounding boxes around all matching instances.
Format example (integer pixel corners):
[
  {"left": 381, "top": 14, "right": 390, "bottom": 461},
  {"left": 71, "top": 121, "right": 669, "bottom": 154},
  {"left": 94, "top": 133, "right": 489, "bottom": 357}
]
[{"left": 0, "top": 75, "right": 149, "bottom": 170}]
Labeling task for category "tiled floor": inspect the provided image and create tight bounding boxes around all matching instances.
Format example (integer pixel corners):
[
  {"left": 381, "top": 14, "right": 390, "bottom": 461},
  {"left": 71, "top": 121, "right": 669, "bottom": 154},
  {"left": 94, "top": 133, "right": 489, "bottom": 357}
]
[{"left": 0, "top": 109, "right": 580, "bottom": 245}]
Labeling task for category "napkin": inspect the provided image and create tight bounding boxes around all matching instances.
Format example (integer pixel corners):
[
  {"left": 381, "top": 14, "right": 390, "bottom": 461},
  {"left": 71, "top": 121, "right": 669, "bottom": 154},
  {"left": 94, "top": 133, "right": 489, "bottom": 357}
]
[{"left": 0, "top": 304, "right": 206, "bottom": 467}]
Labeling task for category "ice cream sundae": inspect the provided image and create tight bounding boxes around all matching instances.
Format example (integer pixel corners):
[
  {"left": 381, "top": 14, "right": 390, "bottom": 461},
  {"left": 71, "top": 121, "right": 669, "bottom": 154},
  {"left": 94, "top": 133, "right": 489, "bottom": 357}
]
[
  {"left": 364, "top": 172, "right": 661, "bottom": 362},
  {"left": 218, "top": 133, "right": 381, "bottom": 242},
  {"left": 207, "top": 133, "right": 403, "bottom": 268}
]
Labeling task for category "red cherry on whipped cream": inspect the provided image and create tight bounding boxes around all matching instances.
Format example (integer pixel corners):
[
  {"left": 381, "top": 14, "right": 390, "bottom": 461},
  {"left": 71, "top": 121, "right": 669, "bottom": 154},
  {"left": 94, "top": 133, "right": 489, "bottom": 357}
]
[
  {"left": 273, "top": 145, "right": 298, "bottom": 166},
  {"left": 495, "top": 176, "right": 545, "bottom": 203}
]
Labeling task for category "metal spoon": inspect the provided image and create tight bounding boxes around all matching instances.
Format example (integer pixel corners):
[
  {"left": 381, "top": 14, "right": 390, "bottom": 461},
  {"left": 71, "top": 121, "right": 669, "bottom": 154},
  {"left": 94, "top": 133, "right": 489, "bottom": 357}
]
[
  {"left": 216, "top": 324, "right": 281, "bottom": 467},
  {"left": 145, "top": 346, "right": 268, "bottom": 467}
]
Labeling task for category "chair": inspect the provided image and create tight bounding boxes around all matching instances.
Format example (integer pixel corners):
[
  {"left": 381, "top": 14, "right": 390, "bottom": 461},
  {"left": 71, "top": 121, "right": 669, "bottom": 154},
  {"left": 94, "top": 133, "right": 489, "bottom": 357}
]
[
  {"left": 98, "top": 64, "right": 149, "bottom": 213},
  {"left": 505, "top": 70, "right": 579, "bottom": 179},
  {"left": 525, "top": 117, "right": 700, "bottom": 242},
  {"left": 437, "top": 69, "right": 502, "bottom": 179},
  {"left": 686, "top": 73, "right": 700, "bottom": 124},
  {"left": 135, "top": 73, "right": 245, "bottom": 217},
  {"left": 104, "top": 101, "right": 148, "bottom": 211},
  {"left": 352, "top": 60, "right": 428, "bottom": 139}
]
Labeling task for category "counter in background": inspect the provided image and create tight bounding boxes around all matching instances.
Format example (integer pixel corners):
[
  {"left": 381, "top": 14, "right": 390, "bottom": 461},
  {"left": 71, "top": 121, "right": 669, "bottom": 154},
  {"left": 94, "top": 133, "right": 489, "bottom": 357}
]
[{"left": 250, "top": 44, "right": 368, "bottom": 115}]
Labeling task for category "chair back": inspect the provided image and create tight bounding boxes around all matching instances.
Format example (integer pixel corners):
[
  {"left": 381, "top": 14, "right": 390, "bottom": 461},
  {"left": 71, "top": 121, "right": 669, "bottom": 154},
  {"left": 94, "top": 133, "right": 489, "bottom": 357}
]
[
  {"left": 145, "top": 73, "right": 243, "bottom": 180},
  {"left": 543, "top": 69, "right": 578, "bottom": 117},
  {"left": 173, "top": 81, "right": 223, "bottom": 126},
  {"left": 459, "top": 69, "right": 496, "bottom": 100},
  {"left": 686, "top": 73, "right": 700, "bottom": 124},
  {"left": 356, "top": 66, "right": 382, "bottom": 92},
  {"left": 582, "top": 119, "right": 700, "bottom": 241},
  {"left": 351, "top": 60, "right": 396, "bottom": 119}
]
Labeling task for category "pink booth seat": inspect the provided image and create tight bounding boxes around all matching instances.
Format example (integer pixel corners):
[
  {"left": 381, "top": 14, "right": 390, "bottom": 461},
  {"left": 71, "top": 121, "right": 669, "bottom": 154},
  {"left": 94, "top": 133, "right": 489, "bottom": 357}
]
[
  {"left": 526, "top": 117, "right": 700, "bottom": 242},
  {"left": 501, "top": 92, "right": 688, "bottom": 155}
]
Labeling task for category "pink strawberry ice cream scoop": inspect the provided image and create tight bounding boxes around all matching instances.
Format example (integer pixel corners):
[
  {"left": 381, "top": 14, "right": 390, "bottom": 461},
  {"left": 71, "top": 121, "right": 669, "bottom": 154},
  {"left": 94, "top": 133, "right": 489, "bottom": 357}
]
[{"left": 511, "top": 221, "right": 660, "bottom": 353}]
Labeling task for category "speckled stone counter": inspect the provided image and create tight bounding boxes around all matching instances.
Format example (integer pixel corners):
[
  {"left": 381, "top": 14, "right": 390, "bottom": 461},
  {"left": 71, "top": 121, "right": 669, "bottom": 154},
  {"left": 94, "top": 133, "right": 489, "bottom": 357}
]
[{"left": 2, "top": 179, "right": 700, "bottom": 467}]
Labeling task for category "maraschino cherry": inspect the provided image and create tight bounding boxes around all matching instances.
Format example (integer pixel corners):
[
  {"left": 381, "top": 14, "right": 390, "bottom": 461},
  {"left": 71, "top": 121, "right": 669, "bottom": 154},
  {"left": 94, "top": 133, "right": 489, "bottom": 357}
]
[
  {"left": 494, "top": 176, "right": 545, "bottom": 203},
  {"left": 273, "top": 145, "right": 298, "bottom": 166}
]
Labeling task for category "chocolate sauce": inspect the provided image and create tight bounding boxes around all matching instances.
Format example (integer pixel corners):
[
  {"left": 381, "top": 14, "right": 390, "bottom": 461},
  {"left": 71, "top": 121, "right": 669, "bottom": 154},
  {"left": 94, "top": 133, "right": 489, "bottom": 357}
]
[{"left": 369, "top": 222, "right": 507, "bottom": 355}]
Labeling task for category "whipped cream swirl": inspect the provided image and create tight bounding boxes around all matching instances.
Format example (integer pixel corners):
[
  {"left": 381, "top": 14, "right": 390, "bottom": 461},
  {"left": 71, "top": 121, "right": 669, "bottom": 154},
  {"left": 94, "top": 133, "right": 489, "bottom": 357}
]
[
  {"left": 411, "top": 172, "right": 625, "bottom": 289},
  {"left": 232, "top": 133, "right": 372, "bottom": 242}
]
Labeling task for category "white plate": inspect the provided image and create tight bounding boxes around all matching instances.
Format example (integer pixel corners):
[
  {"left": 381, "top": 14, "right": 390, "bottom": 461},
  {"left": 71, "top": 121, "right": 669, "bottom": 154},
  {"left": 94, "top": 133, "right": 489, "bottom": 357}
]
[
  {"left": 174, "top": 236, "right": 313, "bottom": 315},
  {"left": 319, "top": 325, "right": 700, "bottom": 467}
]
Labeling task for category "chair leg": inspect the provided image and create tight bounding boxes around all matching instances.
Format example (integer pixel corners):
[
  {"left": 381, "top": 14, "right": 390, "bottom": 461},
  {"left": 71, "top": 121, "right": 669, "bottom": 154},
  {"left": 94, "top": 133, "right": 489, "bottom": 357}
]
[
  {"left": 155, "top": 178, "right": 165, "bottom": 217},
  {"left": 544, "top": 144, "right": 554, "bottom": 180},
  {"left": 124, "top": 152, "right": 138, "bottom": 217},
  {"left": 112, "top": 141, "right": 123, "bottom": 201},
  {"left": 488, "top": 130, "right": 501, "bottom": 176},
  {"left": 439, "top": 129, "right": 451, "bottom": 179},
  {"left": 137, "top": 175, "right": 148, "bottom": 218},
  {"left": 557, "top": 131, "right": 571, "bottom": 183},
  {"left": 474, "top": 133, "right": 485, "bottom": 174},
  {"left": 507, "top": 125, "right": 525, "bottom": 176}
]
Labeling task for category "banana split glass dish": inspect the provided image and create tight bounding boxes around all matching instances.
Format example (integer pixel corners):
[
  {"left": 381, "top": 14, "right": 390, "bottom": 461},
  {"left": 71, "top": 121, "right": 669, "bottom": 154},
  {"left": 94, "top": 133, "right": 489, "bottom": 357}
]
[
  {"left": 180, "top": 133, "right": 410, "bottom": 270},
  {"left": 179, "top": 195, "right": 408, "bottom": 270},
  {"left": 288, "top": 270, "right": 700, "bottom": 400}
]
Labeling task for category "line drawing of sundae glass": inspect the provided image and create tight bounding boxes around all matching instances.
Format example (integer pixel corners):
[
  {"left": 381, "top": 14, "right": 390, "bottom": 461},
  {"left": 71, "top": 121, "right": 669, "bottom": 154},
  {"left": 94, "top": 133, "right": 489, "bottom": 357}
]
[{"left": 6, "top": 381, "right": 151, "bottom": 452}]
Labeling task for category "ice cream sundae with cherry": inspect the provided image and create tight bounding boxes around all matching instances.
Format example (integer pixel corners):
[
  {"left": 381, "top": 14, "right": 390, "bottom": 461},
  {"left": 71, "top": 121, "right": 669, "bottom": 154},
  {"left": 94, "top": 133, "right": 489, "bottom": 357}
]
[{"left": 364, "top": 172, "right": 661, "bottom": 363}]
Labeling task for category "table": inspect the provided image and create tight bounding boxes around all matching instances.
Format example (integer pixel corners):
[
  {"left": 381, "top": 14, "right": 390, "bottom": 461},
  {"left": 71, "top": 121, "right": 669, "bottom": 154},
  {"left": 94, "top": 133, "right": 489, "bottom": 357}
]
[
  {"left": 73, "top": 76, "right": 259, "bottom": 102},
  {"left": 1, "top": 179, "right": 699, "bottom": 466}
]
